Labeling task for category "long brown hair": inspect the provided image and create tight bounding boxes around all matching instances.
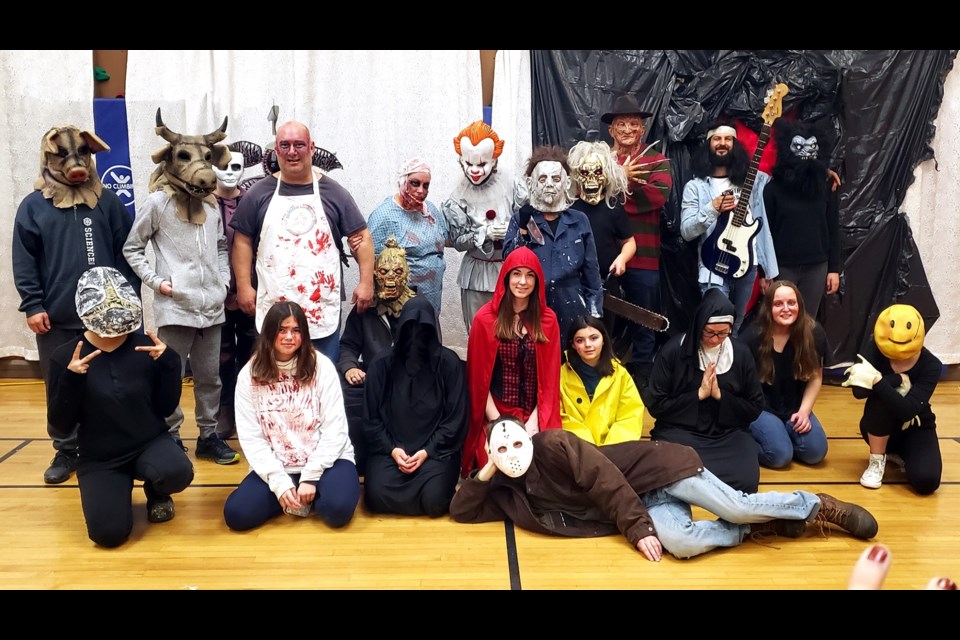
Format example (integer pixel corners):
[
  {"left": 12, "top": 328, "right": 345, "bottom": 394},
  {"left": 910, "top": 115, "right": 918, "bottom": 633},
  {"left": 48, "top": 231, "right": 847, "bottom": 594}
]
[
  {"left": 756, "top": 280, "right": 820, "bottom": 384},
  {"left": 250, "top": 301, "right": 317, "bottom": 384},
  {"left": 565, "top": 315, "right": 615, "bottom": 377},
  {"left": 494, "top": 267, "right": 547, "bottom": 342}
]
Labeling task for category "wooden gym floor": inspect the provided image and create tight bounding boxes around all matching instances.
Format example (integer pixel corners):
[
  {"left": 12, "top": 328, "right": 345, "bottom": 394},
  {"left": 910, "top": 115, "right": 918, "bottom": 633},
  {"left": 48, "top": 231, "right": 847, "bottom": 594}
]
[{"left": 0, "top": 379, "right": 957, "bottom": 590}]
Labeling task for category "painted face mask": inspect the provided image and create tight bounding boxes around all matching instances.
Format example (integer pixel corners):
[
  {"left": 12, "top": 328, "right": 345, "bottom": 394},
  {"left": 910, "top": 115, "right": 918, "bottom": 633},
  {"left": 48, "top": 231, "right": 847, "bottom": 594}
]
[
  {"left": 874, "top": 304, "right": 925, "bottom": 360},
  {"left": 486, "top": 419, "right": 533, "bottom": 478},
  {"left": 453, "top": 121, "right": 505, "bottom": 187},
  {"left": 528, "top": 161, "right": 569, "bottom": 212},
  {"left": 213, "top": 150, "right": 244, "bottom": 189},
  {"left": 375, "top": 237, "right": 416, "bottom": 317},
  {"left": 790, "top": 135, "right": 819, "bottom": 160},
  {"left": 76, "top": 267, "right": 142, "bottom": 338},
  {"left": 575, "top": 152, "right": 607, "bottom": 205}
]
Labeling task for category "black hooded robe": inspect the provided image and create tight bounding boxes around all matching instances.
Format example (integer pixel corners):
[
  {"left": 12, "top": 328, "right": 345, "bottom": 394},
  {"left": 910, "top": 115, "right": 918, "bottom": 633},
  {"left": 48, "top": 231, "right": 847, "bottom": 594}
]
[
  {"left": 362, "top": 297, "right": 468, "bottom": 516},
  {"left": 642, "top": 289, "right": 764, "bottom": 493}
]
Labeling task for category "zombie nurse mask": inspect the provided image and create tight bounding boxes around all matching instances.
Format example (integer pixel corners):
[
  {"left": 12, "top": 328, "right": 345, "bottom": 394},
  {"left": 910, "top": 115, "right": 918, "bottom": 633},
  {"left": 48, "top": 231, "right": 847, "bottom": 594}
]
[
  {"left": 487, "top": 418, "right": 533, "bottom": 478},
  {"left": 375, "top": 237, "right": 416, "bottom": 317},
  {"left": 213, "top": 151, "right": 245, "bottom": 189},
  {"left": 76, "top": 267, "right": 142, "bottom": 338}
]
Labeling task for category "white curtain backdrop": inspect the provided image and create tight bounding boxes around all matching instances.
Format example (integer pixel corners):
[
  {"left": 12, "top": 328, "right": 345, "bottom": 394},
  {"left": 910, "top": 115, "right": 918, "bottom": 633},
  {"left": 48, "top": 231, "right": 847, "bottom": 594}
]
[
  {"left": 0, "top": 50, "right": 95, "bottom": 359},
  {"left": 903, "top": 64, "right": 960, "bottom": 364},
  {"left": 492, "top": 50, "right": 533, "bottom": 189},
  {"left": 125, "top": 50, "right": 482, "bottom": 354}
]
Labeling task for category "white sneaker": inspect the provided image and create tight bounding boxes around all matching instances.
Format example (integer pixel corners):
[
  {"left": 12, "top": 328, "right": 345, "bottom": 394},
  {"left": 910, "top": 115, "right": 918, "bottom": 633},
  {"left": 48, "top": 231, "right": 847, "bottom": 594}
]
[{"left": 860, "top": 454, "right": 886, "bottom": 489}]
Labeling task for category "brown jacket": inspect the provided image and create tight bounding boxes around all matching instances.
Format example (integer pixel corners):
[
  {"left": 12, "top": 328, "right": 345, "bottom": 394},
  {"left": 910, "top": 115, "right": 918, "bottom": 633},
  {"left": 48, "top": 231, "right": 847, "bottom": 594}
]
[{"left": 450, "top": 430, "right": 704, "bottom": 546}]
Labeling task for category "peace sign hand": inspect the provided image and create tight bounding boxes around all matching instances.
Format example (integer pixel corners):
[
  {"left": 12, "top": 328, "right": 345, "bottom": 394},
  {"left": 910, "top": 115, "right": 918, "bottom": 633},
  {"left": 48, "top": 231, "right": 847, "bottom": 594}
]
[
  {"left": 135, "top": 330, "right": 167, "bottom": 360},
  {"left": 67, "top": 341, "right": 101, "bottom": 374}
]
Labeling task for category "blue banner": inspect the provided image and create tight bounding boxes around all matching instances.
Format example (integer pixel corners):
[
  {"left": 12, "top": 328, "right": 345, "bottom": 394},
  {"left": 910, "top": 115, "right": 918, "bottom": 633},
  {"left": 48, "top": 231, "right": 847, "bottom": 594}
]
[{"left": 93, "top": 98, "right": 136, "bottom": 217}]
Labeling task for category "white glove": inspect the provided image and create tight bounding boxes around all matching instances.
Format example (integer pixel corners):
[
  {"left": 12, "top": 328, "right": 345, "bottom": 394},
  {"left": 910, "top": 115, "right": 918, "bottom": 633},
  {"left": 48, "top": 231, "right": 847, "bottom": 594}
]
[
  {"left": 486, "top": 221, "right": 508, "bottom": 242},
  {"left": 841, "top": 354, "right": 882, "bottom": 390},
  {"left": 895, "top": 374, "right": 912, "bottom": 397}
]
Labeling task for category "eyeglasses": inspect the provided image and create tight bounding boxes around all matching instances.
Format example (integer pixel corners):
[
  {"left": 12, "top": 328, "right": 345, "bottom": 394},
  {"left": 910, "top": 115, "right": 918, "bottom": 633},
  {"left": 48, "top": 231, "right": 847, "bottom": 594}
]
[
  {"left": 702, "top": 329, "right": 731, "bottom": 339},
  {"left": 277, "top": 141, "right": 309, "bottom": 152}
]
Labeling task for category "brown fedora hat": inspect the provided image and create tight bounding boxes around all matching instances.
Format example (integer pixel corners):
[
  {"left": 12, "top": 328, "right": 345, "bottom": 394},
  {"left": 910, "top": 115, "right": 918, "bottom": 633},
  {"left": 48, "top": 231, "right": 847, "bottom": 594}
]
[{"left": 601, "top": 94, "right": 653, "bottom": 124}]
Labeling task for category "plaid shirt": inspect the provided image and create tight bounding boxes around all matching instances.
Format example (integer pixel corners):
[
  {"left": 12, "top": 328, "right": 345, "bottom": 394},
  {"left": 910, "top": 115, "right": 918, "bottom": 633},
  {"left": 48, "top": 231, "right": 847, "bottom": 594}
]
[{"left": 491, "top": 333, "right": 538, "bottom": 414}]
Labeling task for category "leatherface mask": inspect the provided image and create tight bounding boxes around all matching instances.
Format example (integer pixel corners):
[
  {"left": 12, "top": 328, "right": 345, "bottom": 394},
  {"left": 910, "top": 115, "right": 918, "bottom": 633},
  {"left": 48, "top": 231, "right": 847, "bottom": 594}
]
[
  {"left": 527, "top": 161, "right": 570, "bottom": 213},
  {"left": 76, "top": 267, "right": 142, "bottom": 338},
  {"left": 790, "top": 135, "right": 819, "bottom": 160},
  {"left": 576, "top": 152, "right": 607, "bottom": 205},
  {"left": 214, "top": 150, "right": 244, "bottom": 189},
  {"left": 486, "top": 418, "right": 533, "bottom": 478},
  {"left": 375, "top": 237, "right": 416, "bottom": 317}
]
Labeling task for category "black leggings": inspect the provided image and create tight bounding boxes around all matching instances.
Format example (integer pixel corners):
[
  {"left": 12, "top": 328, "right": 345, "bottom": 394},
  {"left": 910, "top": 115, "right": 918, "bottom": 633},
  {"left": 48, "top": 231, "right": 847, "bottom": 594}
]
[
  {"left": 77, "top": 436, "right": 194, "bottom": 547},
  {"left": 860, "top": 418, "right": 941, "bottom": 495}
]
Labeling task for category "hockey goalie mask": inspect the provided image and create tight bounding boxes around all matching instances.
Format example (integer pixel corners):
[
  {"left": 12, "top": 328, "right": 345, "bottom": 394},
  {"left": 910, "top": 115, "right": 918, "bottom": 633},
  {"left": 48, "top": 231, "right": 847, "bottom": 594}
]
[
  {"left": 213, "top": 151, "right": 245, "bottom": 189},
  {"left": 375, "top": 237, "right": 416, "bottom": 318},
  {"left": 486, "top": 418, "right": 533, "bottom": 478},
  {"left": 76, "top": 267, "right": 142, "bottom": 338},
  {"left": 453, "top": 121, "right": 505, "bottom": 186}
]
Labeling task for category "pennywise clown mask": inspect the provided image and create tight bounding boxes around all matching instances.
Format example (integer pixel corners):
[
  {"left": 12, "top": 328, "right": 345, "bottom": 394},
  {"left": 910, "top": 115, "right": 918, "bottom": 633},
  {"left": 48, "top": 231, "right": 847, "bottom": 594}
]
[
  {"left": 576, "top": 152, "right": 607, "bottom": 205},
  {"left": 214, "top": 150, "right": 244, "bottom": 189},
  {"left": 76, "top": 267, "right": 142, "bottom": 338},
  {"left": 528, "top": 161, "right": 570, "bottom": 213},
  {"left": 375, "top": 237, "right": 416, "bottom": 317},
  {"left": 486, "top": 418, "right": 533, "bottom": 478},
  {"left": 458, "top": 136, "right": 497, "bottom": 186},
  {"left": 790, "top": 135, "right": 819, "bottom": 160}
]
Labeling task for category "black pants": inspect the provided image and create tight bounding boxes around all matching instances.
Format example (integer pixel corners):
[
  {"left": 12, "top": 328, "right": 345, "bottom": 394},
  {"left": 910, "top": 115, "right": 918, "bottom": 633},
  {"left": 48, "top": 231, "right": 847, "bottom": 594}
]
[
  {"left": 860, "top": 416, "right": 942, "bottom": 495},
  {"left": 77, "top": 435, "right": 194, "bottom": 547},
  {"left": 342, "top": 383, "right": 368, "bottom": 476},
  {"left": 37, "top": 327, "right": 85, "bottom": 451},
  {"left": 219, "top": 308, "right": 257, "bottom": 409}
]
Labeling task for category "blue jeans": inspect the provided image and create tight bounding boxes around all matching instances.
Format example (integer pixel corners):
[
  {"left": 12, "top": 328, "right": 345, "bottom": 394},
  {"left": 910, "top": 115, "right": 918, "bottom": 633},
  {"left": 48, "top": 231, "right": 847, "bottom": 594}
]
[
  {"left": 642, "top": 468, "right": 820, "bottom": 559},
  {"left": 223, "top": 459, "right": 360, "bottom": 531},
  {"left": 620, "top": 267, "right": 660, "bottom": 366},
  {"left": 700, "top": 266, "right": 756, "bottom": 334},
  {"left": 750, "top": 410, "right": 828, "bottom": 468},
  {"left": 311, "top": 331, "right": 340, "bottom": 364}
]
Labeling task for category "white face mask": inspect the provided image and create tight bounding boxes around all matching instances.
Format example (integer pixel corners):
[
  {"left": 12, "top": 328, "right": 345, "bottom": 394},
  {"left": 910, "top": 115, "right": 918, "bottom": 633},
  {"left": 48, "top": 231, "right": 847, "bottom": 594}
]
[
  {"left": 213, "top": 151, "right": 244, "bottom": 188},
  {"left": 458, "top": 137, "right": 496, "bottom": 185},
  {"left": 487, "top": 420, "right": 533, "bottom": 478},
  {"left": 527, "top": 161, "right": 569, "bottom": 212}
]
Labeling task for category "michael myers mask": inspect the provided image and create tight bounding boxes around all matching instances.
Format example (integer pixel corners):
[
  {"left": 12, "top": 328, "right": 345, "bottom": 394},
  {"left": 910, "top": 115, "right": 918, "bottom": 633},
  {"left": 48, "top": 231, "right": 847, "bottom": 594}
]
[{"left": 528, "top": 161, "right": 570, "bottom": 213}]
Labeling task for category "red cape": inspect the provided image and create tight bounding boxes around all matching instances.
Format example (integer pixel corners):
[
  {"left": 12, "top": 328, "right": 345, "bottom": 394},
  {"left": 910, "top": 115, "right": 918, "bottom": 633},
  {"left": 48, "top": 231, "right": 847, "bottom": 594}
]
[{"left": 462, "top": 247, "right": 562, "bottom": 476}]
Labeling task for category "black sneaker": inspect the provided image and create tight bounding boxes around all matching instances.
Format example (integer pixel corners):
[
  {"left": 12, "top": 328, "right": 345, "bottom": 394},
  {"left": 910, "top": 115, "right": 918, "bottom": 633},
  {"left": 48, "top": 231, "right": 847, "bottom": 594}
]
[
  {"left": 195, "top": 435, "right": 240, "bottom": 465},
  {"left": 43, "top": 450, "right": 79, "bottom": 484},
  {"left": 147, "top": 496, "right": 175, "bottom": 523}
]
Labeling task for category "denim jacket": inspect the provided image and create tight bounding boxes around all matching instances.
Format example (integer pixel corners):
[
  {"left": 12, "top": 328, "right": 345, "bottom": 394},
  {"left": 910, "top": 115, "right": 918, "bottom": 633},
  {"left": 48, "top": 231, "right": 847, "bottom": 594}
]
[{"left": 679, "top": 172, "right": 779, "bottom": 286}]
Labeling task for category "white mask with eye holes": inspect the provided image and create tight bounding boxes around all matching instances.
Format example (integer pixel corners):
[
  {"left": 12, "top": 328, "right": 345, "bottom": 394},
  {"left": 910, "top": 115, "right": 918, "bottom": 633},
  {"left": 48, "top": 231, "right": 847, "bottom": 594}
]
[
  {"left": 487, "top": 419, "right": 534, "bottom": 478},
  {"left": 214, "top": 151, "right": 245, "bottom": 188}
]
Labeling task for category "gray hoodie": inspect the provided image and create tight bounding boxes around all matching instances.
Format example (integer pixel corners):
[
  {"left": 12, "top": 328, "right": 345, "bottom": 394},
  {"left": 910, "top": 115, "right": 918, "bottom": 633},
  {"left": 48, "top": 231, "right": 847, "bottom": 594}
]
[{"left": 123, "top": 190, "right": 229, "bottom": 328}]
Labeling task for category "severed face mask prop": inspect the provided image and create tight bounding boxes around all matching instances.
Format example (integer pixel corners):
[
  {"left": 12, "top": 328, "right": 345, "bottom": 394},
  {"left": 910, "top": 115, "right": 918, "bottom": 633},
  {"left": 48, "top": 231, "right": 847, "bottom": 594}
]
[
  {"left": 528, "top": 161, "right": 570, "bottom": 213},
  {"left": 76, "top": 267, "right": 142, "bottom": 338},
  {"left": 486, "top": 418, "right": 533, "bottom": 478},
  {"left": 374, "top": 237, "right": 416, "bottom": 317},
  {"left": 575, "top": 152, "right": 607, "bottom": 205}
]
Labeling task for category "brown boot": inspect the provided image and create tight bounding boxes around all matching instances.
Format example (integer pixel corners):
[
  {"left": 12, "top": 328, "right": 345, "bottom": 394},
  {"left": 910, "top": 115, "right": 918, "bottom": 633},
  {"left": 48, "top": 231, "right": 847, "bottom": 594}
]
[{"left": 814, "top": 493, "right": 878, "bottom": 539}]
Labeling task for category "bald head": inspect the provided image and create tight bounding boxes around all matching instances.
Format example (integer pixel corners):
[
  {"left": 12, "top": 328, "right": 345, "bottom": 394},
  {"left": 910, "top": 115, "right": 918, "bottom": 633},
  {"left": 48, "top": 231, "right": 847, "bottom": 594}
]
[{"left": 275, "top": 120, "right": 315, "bottom": 184}]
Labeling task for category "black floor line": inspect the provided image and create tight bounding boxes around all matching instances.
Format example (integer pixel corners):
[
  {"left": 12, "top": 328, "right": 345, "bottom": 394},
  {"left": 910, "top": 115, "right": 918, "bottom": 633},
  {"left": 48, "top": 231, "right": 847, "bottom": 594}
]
[
  {"left": 504, "top": 521, "right": 521, "bottom": 590},
  {"left": 0, "top": 440, "right": 30, "bottom": 464}
]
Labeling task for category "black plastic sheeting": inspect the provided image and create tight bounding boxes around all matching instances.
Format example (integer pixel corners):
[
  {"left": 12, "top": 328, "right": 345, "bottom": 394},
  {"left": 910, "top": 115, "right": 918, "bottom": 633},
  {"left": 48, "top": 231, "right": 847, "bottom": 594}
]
[{"left": 530, "top": 50, "right": 955, "bottom": 364}]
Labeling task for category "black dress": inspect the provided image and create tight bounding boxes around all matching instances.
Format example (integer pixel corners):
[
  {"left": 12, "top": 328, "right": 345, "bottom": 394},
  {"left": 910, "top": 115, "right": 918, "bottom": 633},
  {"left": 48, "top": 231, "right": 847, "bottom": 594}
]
[
  {"left": 643, "top": 289, "right": 764, "bottom": 493},
  {"left": 362, "top": 297, "right": 468, "bottom": 516}
]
